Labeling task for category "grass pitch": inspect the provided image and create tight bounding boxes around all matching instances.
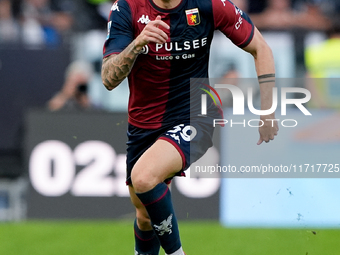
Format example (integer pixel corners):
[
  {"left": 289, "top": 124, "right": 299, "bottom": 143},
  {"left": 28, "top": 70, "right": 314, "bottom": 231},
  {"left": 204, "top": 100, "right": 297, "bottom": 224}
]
[{"left": 0, "top": 220, "right": 339, "bottom": 255}]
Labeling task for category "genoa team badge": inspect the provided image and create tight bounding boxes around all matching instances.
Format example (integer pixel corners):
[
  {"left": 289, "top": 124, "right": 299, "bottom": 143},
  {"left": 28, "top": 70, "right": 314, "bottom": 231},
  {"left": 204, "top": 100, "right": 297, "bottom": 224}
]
[{"left": 185, "top": 8, "right": 200, "bottom": 26}]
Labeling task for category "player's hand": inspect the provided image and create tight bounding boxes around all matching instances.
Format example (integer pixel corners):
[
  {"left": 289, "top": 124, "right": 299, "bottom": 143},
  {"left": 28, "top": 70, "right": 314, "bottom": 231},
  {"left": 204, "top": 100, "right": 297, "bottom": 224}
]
[
  {"left": 135, "top": 15, "right": 169, "bottom": 47},
  {"left": 257, "top": 114, "right": 279, "bottom": 145}
]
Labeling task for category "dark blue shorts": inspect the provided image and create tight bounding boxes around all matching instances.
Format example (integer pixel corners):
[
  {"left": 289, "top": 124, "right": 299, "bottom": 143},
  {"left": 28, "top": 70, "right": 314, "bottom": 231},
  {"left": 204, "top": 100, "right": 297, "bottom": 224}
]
[{"left": 126, "top": 112, "right": 220, "bottom": 186}]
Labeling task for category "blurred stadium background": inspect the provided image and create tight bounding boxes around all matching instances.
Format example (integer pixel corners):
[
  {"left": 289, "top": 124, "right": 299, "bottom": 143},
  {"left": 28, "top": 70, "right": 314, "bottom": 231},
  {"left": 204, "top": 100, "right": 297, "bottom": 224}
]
[{"left": 1, "top": 0, "right": 340, "bottom": 254}]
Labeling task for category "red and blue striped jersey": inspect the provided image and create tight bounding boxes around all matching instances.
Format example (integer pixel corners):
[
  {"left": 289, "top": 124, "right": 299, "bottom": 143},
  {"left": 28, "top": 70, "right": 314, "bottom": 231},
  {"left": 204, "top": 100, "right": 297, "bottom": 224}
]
[{"left": 103, "top": 0, "right": 254, "bottom": 129}]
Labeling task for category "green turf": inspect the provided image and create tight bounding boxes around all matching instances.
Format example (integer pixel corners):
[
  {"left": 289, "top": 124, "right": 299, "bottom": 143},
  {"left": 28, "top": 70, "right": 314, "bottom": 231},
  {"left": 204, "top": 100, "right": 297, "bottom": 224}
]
[{"left": 0, "top": 220, "right": 339, "bottom": 255}]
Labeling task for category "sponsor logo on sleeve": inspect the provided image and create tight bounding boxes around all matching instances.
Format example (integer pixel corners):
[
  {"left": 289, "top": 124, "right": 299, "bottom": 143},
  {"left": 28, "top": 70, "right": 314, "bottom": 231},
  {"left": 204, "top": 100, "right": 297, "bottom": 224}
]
[
  {"left": 111, "top": 1, "right": 120, "bottom": 11},
  {"left": 106, "top": 21, "right": 112, "bottom": 40}
]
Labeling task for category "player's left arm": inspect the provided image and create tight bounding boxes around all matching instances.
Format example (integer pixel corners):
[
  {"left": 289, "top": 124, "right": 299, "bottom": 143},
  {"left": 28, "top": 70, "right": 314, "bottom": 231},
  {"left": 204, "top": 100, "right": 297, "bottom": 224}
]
[
  {"left": 212, "top": 0, "right": 278, "bottom": 144},
  {"left": 242, "top": 27, "right": 279, "bottom": 145}
]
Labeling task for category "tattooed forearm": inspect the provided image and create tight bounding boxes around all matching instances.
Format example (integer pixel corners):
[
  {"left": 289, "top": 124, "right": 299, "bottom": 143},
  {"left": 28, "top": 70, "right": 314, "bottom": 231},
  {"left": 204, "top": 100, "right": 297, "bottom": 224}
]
[{"left": 101, "top": 41, "right": 143, "bottom": 90}]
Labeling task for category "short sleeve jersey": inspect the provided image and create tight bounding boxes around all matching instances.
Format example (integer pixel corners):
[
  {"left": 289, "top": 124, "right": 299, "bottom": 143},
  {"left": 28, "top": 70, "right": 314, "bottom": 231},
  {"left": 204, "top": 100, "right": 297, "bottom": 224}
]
[{"left": 103, "top": 0, "right": 254, "bottom": 129}]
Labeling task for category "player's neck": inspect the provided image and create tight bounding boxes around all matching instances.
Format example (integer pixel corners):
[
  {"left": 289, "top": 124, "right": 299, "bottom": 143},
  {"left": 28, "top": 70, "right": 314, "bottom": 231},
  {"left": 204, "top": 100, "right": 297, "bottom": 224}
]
[{"left": 152, "top": 0, "right": 181, "bottom": 9}]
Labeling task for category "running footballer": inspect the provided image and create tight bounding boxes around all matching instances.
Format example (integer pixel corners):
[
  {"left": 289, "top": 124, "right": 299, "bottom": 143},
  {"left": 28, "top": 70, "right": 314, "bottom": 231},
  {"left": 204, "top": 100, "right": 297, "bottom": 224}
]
[{"left": 101, "top": 0, "right": 278, "bottom": 254}]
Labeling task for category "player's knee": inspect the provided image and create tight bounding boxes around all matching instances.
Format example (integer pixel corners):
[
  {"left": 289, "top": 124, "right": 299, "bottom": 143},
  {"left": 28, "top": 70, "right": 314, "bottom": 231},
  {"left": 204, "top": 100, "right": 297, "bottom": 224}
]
[
  {"left": 131, "top": 169, "right": 158, "bottom": 193},
  {"left": 132, "top": 177, "right": 156, "bottom": 193}
]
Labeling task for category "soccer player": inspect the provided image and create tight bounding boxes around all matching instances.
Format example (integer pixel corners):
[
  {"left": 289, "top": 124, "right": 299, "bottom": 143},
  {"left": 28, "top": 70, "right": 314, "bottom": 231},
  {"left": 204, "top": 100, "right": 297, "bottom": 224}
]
[{"left": 101, "top": 0, "right": 278, "bottom": 254}]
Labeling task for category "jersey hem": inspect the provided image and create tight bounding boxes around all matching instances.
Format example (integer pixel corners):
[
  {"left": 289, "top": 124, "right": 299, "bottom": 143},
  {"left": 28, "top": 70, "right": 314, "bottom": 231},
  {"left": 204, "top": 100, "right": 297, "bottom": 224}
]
[
  {"left": 128, "top": 116, "right": 163, "bottom": 129},
  {"left": 103, "top": 51, "right": 121, "bottom": 59},
  {"left": 238, "top": 24, "right": 255, "bottom": 48}
]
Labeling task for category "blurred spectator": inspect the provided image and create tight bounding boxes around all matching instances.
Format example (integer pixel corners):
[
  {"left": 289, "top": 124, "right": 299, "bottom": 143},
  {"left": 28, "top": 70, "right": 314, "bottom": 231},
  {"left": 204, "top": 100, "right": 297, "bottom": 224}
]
[
  {"left": 249, "top": 0, "right": 330, "bottom": 31},
  {"left": 250, "top": 0, "right": 295, "bottom": 30},
  {"left": 0, "top": 0, "right": 20, "bottom": 44},
  {"left": 20, "top": 0, "right": 74, "bottom": 47},
  {"left": 247, "top": 0, "right": 266, "bottom": 14},
  {"left": 49, "top": 0, "right": 75, "bottom": 34},
  {"left": 73, "top": 0, "right": 109, "bottom": 32},
  {"left": 293, "top": 0, "right": 331, "bottom": 31},
  {"left": 47, "top": 60, "right": 95, "bottom": 111},
  {"left": 304, "top": 18, "right": 340, "bottom": 108},
  {"left": 217, "top": 63, "right": 261, "bottom": 108},
  {"left": 216, "top": 64, "right": 240, "bottom": 107},
  {"left": 1, "top": 0, "right": 111, "bottom": 47},
  {"left": 296, "top": 0, "right": 340, "bottom": 17}
]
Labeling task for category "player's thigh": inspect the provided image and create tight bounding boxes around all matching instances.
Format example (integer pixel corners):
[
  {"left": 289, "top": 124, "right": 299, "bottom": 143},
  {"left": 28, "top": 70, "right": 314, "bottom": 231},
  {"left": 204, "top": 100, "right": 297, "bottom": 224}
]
[{"left": 131, "top": 139, "right": 182, "bottom": 192}]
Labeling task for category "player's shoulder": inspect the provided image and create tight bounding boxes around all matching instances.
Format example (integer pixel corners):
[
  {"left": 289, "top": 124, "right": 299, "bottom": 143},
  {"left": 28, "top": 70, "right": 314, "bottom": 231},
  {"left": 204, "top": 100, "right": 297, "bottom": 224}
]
[
  {"left": 207, "top": 0, "right": 241, "bottom": 14},
  {"left": 208, "top": 0, "right": 234, "bottom": 8},
  {"left": 108, "top": 0, "right": 147, "bottom": 21}
]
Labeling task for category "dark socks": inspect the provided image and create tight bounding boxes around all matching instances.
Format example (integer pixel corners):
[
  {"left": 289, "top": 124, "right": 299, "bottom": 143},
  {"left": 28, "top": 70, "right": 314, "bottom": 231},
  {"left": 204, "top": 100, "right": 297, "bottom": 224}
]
[
  {"left": 136, "top": 183, "right": 182, "bottom": 254},
  {"left": 134, "top": 218, "right": 160, "bottom": 255}
]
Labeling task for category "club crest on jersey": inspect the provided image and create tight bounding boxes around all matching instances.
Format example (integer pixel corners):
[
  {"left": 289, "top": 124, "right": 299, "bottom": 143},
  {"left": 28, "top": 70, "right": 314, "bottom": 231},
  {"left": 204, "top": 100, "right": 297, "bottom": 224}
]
[{"left": 185, "top": 8, "right": 200, "bottom": 26}]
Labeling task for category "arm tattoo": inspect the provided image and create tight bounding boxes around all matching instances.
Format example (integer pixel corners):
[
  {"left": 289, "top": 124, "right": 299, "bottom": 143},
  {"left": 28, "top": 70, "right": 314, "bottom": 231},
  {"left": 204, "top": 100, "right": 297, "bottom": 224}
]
[
  {"left": 258, "top": 73, "right": 275, "bottom": 80},
  {"left": 259, "top": 79, "right": 275, "bottom": 84},
  {"left": 101, "top": 41, "right": 142, "bottom": 90},
  {"left": 258, "top": 73, "right": 275, "bottom": 85}
]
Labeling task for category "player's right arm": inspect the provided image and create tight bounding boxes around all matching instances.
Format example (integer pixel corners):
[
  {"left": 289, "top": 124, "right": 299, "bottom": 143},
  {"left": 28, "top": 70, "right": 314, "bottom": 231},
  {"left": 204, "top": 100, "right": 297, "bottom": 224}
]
[{"left": 102, "top": 13, "right": 169, "bottom": 91}]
